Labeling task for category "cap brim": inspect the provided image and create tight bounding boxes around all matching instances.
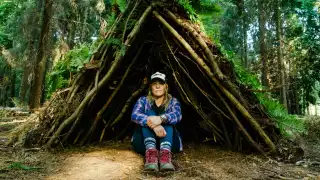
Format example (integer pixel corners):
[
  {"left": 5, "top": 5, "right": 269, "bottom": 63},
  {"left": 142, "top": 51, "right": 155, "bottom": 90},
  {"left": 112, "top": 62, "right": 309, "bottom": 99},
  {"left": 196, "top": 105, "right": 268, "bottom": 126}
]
[{"left": 150, "top": 78, "right": 166, "bottom": 83}]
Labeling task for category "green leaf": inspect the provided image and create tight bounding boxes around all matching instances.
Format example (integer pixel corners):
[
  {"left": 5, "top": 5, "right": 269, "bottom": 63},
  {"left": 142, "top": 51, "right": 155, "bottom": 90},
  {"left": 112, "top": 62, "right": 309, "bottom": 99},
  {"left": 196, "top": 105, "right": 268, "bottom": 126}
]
[{"left": 8, "top": 162, "right": 42, "bottom": 171}]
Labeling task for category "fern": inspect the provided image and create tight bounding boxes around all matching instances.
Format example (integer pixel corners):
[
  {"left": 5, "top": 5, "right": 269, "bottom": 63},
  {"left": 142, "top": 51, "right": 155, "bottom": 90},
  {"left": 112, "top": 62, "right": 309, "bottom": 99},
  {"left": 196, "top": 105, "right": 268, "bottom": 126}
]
[
  {"left": 105, "top": 37, "right": 122, "bottom": 46},
  {"left": 45, "top": 44, "right": 91, "bottom": 99},
  {"left": 176, "top": 0, "right": 198, "bottom": 21},
  {"left": 120, "top": 44, "right": 126, "bottom": 56},
  {"left": 112, "top": 0, "right": 127, "bottom": 13},
  {"left": 104, "top": 37, "right": 126, "bottom": 55},
  {"left": 224, "top": 49, "right": 306, "bottom": 137},
  {"left": 106, "top": 12, "right": 117, "bottom": 29}
]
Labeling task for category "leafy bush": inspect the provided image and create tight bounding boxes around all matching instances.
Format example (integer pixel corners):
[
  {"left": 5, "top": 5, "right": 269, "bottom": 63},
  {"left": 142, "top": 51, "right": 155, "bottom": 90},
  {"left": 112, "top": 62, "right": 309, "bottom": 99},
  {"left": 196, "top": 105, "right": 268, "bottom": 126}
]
[
  {"left": 45, "top": 44, "right": 91, "bottom": 99},
  {"left": 176, "top": 0, "right": 198, "bottom": 21},
  {"left": 112, "top": 0, "right": 127, "bottom": 13},
  {"left": 303, "top": 116, "right": 320, "bottom": 143},
  {"left": 225, "top": 50, "right": 305, "bottom": 137}
]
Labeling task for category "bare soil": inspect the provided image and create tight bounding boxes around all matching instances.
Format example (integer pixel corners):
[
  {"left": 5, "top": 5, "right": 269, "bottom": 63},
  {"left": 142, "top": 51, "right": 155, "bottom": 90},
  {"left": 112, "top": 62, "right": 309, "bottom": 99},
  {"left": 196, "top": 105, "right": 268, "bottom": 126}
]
[
  {"left": 1, "top": 110, "right": 320, "bottom": 180},
  {"left": 1, "top": 141, "right": 320, "bottom": 180}
]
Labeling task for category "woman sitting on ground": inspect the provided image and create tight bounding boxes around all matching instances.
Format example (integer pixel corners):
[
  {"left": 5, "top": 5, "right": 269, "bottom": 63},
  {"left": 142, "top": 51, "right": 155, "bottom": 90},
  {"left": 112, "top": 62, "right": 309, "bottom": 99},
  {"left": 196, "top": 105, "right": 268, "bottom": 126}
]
[{"left": 131, "top": 72, "right": 182, "bottom": 172}]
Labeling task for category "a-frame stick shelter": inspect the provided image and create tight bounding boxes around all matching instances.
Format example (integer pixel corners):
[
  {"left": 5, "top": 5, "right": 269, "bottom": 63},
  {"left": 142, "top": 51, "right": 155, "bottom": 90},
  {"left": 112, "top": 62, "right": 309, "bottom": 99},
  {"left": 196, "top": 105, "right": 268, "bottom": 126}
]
[{"left": 36, "top": 1, "right": 280, "bottom": 154}]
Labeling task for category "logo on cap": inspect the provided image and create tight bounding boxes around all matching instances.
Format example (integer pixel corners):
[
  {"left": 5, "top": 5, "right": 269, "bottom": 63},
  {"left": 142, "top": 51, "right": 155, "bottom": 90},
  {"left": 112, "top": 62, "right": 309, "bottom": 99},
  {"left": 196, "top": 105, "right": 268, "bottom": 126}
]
[{"left": 151, "top": 72, "right": 166, "bottom": 82}]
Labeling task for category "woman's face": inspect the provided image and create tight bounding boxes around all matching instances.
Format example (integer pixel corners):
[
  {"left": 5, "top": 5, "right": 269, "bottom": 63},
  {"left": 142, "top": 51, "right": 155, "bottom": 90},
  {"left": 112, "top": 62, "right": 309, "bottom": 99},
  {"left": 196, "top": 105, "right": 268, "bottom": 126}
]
[{"left": 151, "top": 81, "right": 167, "bottom": 97}]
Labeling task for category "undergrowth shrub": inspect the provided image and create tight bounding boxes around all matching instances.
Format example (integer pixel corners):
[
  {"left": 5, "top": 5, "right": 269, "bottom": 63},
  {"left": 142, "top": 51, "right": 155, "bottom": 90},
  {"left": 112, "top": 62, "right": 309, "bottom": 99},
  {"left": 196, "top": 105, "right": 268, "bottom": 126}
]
[
  {"left": 303, "top": 116, "right": 320, "bottom": 142},
  {"left": 224, "top": 50, "right": 305, "bottom": 137},
  {"left": 45, "top": 44, "right": 91, "bottom": 99}
]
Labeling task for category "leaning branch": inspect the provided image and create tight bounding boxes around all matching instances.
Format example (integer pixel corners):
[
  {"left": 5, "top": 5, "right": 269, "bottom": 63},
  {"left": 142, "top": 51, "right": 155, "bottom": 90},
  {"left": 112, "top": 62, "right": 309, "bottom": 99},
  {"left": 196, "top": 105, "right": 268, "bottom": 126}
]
[
  {"left": 153, "top": 11, "right": 276, "bottom": 152},
  {"left": 81, "top": 44, "right": 143, "bottom": 145},
  {"left": 45, "top": 6, "right": 153, "bottom": 148},
  {"left": 164, "top": 9, "right": 225, "bottom": 80}
]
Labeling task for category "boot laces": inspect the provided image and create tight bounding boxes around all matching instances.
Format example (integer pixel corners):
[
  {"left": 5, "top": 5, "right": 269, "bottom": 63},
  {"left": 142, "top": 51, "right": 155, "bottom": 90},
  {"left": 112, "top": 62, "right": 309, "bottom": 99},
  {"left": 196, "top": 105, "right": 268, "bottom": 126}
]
[
  {"left": 146, "top": 149, "right": 157, "bottom": 163},
  {"left": 160, "top": 150, "right": 171, "bottom": 163}
]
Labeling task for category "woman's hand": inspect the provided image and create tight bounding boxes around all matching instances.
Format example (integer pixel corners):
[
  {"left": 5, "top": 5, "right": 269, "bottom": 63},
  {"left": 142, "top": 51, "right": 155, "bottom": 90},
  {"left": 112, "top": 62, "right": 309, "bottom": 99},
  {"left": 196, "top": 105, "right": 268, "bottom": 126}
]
[
  {"left": 147, "top": 116, "right": 162, "bottom": 129},
  {"left": 153, "top": 125, "right": 167, "bottom": 138}
]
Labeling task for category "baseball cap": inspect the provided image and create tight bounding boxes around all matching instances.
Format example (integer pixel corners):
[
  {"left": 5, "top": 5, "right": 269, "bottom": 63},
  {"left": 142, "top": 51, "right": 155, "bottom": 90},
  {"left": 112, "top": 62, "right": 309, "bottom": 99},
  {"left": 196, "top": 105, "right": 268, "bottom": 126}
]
[{"left": 150, "top": 72, "right": 166, "bottom": 83}]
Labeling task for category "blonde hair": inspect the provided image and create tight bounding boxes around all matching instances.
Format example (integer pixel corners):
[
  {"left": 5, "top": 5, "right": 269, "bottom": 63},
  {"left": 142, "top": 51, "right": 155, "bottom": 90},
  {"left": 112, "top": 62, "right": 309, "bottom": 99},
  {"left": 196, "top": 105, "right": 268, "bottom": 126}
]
[{"left": 147, "top": 83, "right": 171, "bottom": 110}]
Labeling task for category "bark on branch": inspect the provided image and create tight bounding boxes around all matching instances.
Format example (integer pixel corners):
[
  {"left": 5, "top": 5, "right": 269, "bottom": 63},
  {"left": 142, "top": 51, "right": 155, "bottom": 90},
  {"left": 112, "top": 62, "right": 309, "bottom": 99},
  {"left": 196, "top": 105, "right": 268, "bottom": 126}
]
[
  {"left": 153, "top": 10, "right": 276, "bottom": 152},
  {"left": 45, "top": 6, "right": 153, "bottom": 148}
]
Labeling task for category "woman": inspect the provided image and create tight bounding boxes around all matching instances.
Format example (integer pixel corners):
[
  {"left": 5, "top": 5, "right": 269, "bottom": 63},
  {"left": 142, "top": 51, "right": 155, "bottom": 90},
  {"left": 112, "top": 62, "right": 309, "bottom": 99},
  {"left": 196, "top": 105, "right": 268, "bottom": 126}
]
[{"left": 131, "top": 72, "right": 182, "bottom": 172}]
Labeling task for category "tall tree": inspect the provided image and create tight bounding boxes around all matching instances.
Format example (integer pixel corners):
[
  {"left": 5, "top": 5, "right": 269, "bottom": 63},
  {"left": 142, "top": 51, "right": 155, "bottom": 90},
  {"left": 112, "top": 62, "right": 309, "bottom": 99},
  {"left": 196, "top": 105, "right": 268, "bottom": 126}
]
[
  {"left": 19, "top": 4, "right": 42, "bottom": 104},
  {"left": 29, "top": 0, "right": 53, "bottom": 109},
  {"left": 258, "top": 0, "right": 269, "bottom": 87},
  {"left": 236, "top": 0, "right": 248, "bottom": 68},
  {"left": 275, "top": 0, "right": 287, "bottom": 110}
]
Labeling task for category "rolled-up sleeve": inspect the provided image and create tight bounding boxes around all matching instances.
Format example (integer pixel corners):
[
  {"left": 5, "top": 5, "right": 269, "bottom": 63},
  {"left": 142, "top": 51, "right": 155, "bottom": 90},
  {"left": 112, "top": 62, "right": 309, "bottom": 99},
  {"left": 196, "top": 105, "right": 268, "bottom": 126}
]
[
  {"left": 131, "top": 97, "right": 148, "bottom": 127},
  {"left": 162, "top": 98, "right": 182, "bottom": 125}
]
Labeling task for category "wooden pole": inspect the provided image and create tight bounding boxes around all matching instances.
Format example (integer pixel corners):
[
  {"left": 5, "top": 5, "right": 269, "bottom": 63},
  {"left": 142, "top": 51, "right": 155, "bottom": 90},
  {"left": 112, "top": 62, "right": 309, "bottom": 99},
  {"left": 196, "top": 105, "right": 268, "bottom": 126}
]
[{"left": 153, "top": 11, "right": 276, "bottom": 152}]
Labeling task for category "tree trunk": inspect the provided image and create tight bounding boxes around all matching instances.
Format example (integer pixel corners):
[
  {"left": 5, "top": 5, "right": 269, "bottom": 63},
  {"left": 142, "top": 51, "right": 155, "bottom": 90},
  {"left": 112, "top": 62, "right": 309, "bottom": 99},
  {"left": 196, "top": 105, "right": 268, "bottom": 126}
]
[
  {"left": 236, "top": 0, "right": 248, "bottom": 68},
  {"left": 80, "top": 7, "right": 89, "bottom": 43},
  {"left": 29, "top": 0, "right": 53, "bottom": 109},
  {"left": 19, "top": 62, "right": 30, "bottom": 103},
  {"left": 242, "top": 3, "right": 248, "bottom": 68},
  {"left": 23, "top": 1, "right": 42, "bottom": 105},
  {"left": 9, "top": 70, "right": 16, "bottom": 107},
  {"left": 275, "top": 0, "right": 288, "bottom": 110},
  {"left": 67, "top": 22, "right": 76, "bottom": 49},
  {"left": 258, "top": 0, "right": 269, "bottom": 87},
  {"left": 294, "top": 83, "right": 300, "bottom": 114},
  {"left": 0, "top": 88, "right": 4, "bottom": 106},
  {"left": 4, "top": 85, "right": 10, "bottom": 106}
]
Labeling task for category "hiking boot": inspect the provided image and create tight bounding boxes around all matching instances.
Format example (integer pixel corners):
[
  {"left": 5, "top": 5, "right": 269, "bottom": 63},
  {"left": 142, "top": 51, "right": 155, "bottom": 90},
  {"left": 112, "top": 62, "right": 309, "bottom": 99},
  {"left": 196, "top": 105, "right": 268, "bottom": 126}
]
[
  {"left": 144, "top": 148, "right": 159, "bottom": 171},
  {"left": 159, "top": 149, "right": 175, "bottom": 171}
]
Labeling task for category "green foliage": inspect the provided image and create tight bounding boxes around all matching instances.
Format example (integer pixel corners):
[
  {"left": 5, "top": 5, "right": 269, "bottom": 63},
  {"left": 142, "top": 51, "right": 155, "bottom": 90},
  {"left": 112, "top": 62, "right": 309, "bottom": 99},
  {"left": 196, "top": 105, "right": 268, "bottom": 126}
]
[
  {"left": 176, "top": 0, "right": 198, "bottom": 21},
  {"left": 193, "top": 0, "right": 221, "bottom": 13},
  {"left": 259, "top": 97, "right": 305, "bottom": 137},
  {"left": 283, "top": 0, "right": 320, "bottom": 109},
  {"left": 104, "top": 37, "right": 126, "bottom": 55},
  {"left": 105, "top": 37, "right": 122, "bottom": 46},
  {"left": 8, "top": 162, "right": 42, "bottom": 171},
  {"left": 45, "top": 44, "right": 91, "bottom": 98},
  {"left": 106, "top": 12, "right": 117, "bottom": 29},
  {"left": 225, "top": 50, "right": 305, "bottom": 137},
  {"left": 175, "top": 0, "right": 223, "bottom": 43},
  {"left": 0, "top": 0, "right": 15, "bottom": 48},
  {"left": 112, "top": 0, "right": 126, "bottom": 12}
]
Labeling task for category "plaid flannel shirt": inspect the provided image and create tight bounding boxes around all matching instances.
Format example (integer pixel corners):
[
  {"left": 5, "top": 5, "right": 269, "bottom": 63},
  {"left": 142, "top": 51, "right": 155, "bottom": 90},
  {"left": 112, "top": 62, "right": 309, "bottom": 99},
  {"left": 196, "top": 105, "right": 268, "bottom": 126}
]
[{"left": 131, "top": 96, "right": 182, "bottom": 127}]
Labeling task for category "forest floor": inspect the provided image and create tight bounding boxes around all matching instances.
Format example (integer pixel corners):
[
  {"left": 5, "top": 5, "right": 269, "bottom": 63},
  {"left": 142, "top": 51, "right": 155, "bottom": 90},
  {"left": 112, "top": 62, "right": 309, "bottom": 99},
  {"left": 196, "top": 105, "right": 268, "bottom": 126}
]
[{"left": 1, "top": 108, "right": 320, "bottom": 180}]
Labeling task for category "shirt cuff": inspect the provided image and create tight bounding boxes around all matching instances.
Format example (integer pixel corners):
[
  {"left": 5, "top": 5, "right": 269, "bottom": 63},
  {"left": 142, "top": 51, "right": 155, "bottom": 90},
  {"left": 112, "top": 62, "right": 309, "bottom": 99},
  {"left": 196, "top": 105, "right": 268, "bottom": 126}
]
[
  {"left": 160, "top": 114, "right": 168, "bottom": 124},
  {"left": 141, "top": 118, "right": 148, "bottom": 127}
]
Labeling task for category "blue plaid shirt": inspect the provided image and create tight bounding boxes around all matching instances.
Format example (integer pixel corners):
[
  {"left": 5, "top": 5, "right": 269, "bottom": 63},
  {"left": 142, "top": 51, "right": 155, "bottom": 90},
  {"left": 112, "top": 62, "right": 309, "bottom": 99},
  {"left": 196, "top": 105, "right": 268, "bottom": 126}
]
[{"left": 131, "top": 96, "right": 182, "bottom": 126}]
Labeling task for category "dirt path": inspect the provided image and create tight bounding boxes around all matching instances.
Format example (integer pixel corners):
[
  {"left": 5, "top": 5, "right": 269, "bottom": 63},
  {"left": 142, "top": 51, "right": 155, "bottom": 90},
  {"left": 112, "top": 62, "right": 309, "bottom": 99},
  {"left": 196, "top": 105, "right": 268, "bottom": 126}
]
[
  {"left": 1, "top": 109, "right": 320, "bottom": 180},
  {"left": 1, "top": 142, "right": 320, "bottom": 180},
  {"left": 46, "top": 147, "right": 143, "bottom": 180}
]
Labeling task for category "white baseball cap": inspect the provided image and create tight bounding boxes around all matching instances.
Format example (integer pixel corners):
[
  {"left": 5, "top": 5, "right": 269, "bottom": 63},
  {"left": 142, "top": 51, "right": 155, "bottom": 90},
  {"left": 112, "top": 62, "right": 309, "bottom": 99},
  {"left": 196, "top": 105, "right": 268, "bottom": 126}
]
[{"left": 150, "top": 72, "right": 166, "bottom": 83}]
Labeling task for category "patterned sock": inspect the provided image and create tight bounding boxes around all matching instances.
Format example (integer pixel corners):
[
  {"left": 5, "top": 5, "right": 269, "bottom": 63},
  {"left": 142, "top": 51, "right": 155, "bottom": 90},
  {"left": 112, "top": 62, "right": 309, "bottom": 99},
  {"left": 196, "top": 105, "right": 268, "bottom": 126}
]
[
  {"left": 160, "top": 141, "right": 171, "bottom": 151},
  {"left": 144, "top": 137, "right": 156, "bottom": 150}
]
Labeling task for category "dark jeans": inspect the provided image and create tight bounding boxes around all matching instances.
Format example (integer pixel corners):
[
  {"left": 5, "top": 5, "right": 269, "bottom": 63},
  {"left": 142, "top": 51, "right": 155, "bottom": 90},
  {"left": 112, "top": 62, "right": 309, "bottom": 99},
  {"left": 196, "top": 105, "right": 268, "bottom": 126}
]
[{"left": 131, "top": 110, "right": 182, "bottom": 154}]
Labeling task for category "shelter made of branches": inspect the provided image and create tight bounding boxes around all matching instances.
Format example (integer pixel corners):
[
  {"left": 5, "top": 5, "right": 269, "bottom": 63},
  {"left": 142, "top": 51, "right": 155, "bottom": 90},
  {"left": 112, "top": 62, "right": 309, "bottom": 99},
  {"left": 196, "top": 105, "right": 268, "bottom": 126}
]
[{"left": 36, "top": 1, "right": 280, "bottom": 154}]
